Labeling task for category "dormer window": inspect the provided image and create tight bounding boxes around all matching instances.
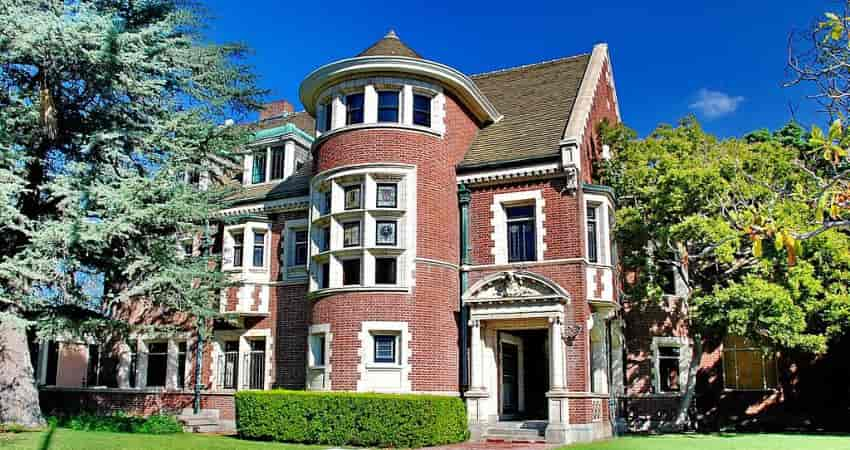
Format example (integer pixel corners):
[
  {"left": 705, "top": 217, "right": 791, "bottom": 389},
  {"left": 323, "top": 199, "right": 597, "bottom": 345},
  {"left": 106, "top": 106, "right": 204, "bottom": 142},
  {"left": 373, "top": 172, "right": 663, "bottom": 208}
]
[
  {"left": 413, "top": 94, "right": 431, "bottom": 127},
  {"left": 377, "top": 91, "right": 400, "bottom": 123},
  {"left": 346, "top": 93, "right": 364, "bottom": 125},
  {"left": 252, "top": 152, "right": 266, "bottom": 184}
]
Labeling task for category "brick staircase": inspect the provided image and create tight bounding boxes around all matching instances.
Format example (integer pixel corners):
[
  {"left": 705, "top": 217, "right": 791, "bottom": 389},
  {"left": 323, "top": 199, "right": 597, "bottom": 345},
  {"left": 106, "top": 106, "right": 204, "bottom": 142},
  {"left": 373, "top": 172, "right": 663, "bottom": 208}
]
[
  {"left": 177, "top": 408, "right": 223, "bottom": 433},
  {"left": 482, "top": 420, "right": 548, "bottom": 443}
]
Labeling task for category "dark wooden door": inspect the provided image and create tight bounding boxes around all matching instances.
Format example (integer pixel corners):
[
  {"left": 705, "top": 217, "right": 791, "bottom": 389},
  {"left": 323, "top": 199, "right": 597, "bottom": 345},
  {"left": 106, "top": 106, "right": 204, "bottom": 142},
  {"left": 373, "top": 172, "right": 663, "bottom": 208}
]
[{"left": 502, "top": 342, "right": 519, "bottom": 415}]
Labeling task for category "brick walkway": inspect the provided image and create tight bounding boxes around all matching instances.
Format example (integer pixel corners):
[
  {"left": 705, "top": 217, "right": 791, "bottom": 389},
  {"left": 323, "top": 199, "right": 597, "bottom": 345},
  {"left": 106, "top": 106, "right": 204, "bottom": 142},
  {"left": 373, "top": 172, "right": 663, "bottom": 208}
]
[{"left": 422, "top": 441, "right": 556, "bottom": 450}]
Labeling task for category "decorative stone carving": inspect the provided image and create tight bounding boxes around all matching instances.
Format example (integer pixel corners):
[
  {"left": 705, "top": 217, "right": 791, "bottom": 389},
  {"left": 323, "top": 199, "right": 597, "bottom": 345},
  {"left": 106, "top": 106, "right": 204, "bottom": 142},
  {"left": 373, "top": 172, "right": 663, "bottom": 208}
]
[{"left": 465, "top": 271, "right": 563, "bottom": 302}]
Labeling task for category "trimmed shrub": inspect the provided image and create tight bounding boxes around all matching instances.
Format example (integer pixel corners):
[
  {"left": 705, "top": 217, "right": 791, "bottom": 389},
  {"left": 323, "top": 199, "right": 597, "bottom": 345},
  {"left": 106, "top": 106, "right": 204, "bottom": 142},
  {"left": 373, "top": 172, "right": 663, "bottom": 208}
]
[
  {"left": 235, "top": 390, "right": 469, "bottom": 448},
  {"left": 51, "top": 412, "right": 182, "bottom": 434}
]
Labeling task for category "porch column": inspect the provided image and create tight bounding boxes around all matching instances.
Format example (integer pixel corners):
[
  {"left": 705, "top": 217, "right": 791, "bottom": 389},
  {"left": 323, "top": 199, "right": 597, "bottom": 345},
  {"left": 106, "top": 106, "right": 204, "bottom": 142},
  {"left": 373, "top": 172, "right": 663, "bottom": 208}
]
[
  {"left": 465, "top": 319, "right": 489, "bottom": 439},
  {"left": 549, "top": 316, "right": 565, "bottom": 390},
  {"left": 546, "top": 315, "right": 570, "bottom": 444}
]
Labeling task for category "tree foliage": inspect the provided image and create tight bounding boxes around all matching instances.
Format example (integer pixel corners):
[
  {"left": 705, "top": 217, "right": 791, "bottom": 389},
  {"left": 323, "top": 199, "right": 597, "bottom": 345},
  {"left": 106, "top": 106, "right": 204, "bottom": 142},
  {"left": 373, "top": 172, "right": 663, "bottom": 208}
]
[
  {"left": 600, "top": 118, "right": 850, "bottom": 355},
  {"left": 0, "top": 0, "right": 264, "bottom": 426}
]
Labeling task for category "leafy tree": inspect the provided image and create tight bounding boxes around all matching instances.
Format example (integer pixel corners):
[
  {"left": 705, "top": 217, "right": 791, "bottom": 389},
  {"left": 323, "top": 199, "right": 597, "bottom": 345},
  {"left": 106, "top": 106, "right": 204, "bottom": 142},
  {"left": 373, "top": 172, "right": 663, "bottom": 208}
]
[
  {"left": 599, "top": 117, "right": 850, "bottom": 429},
  {"left": 0, "top": 0, "right": 263, "bottom": 427}
]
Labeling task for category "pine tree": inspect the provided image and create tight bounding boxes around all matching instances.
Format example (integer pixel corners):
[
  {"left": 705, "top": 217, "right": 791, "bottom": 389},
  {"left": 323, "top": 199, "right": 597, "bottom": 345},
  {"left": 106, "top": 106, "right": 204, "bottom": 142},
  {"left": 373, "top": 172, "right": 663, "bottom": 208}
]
[{"left": 0, "top": 0, "right": 263, "bottom": 426}]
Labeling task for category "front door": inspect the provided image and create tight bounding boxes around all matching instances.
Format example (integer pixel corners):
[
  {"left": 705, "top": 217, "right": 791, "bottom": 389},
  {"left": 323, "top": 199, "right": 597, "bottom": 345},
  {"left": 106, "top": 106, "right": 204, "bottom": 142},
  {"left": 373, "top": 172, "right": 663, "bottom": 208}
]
[{"left": 502, "top": 342, "right": 519, "bottom": 416}]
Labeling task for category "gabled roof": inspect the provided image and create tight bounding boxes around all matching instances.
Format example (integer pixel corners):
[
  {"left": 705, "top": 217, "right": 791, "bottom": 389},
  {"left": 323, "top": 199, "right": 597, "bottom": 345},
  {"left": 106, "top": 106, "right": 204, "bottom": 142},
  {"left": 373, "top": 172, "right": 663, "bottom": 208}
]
[
  {"left": 459, "top": 54, "right": 591, "bottom": 169},
  {"left": 357, "top": 30, "right": 422, "bottom": 59},
  {"left": 225, "top": 160, "right": 313, "bottom": 206}
]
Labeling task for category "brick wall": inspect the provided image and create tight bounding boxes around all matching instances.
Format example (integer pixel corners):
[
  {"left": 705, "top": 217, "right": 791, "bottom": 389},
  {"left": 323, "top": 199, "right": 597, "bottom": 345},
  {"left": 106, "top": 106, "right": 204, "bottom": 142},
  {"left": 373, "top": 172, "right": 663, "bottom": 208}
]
[
  {"left": 39, "top": 388, "right": 237, "bottom": 420},
  {"left": 579, "top": 59, "right": 619, "bottom": 184}
]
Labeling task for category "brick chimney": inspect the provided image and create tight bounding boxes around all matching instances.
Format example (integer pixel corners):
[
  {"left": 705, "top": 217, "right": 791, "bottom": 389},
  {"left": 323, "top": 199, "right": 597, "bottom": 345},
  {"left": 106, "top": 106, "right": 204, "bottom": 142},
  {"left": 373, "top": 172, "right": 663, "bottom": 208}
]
[{"left": 259, "top": 100, "right": 295, "bottom": 121}]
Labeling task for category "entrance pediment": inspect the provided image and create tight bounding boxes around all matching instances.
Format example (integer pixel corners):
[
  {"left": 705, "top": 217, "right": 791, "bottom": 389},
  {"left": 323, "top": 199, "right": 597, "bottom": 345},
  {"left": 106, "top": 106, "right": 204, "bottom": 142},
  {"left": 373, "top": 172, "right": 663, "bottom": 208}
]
[{"left": 463, "top": 271, "right": 571, "bottom": 305}]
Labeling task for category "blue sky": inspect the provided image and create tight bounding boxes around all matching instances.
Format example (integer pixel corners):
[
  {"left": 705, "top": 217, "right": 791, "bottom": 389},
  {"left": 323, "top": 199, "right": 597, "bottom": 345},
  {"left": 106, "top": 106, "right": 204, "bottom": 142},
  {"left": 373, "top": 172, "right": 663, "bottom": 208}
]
[{"left": 204, "top": 0, "right": 833, "bottom": 138}]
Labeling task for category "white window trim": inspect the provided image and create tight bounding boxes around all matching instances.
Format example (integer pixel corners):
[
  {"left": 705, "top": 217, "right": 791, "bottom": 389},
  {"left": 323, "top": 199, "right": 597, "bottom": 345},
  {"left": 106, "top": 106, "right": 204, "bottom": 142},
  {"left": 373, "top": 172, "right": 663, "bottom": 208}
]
[
  {"left": 584, "top": 193, "right": 614, "bottom": 266},
  {"left": 356, "top": 321, "right": 411, "bottom": 393},
  {"left": 650, "top": 336, "right": 692, "bottom": 395},
  {"left": 282, "top": 219, "right": 309, "bottom": 282},
  {"left": 117, "top": 333, "right": 194, "bottom": 391},
  {"left": 307, "top": 324, "right": 332, "bottom": 391},
  {"left": 210, "top": 329, "right": 272, "bottom": 391},
  {"left": 491, "top": 190, "right": 547, "bottom": 265}
]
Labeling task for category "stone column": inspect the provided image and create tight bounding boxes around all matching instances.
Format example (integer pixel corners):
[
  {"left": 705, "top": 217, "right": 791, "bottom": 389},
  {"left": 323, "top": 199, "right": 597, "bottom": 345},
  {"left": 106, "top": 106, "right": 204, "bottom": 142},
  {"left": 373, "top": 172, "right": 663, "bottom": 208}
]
[
  {"left": 546, "top": 315, "right": 570, "bottom": 444},
  {"left": 465, "top": 319, "right": 489, "bottom": 441}
]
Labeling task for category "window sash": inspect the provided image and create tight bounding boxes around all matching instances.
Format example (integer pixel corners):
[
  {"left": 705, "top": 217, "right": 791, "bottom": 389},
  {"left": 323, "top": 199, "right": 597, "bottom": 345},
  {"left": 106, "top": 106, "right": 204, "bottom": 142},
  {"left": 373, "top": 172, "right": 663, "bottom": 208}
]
[
  {"left": 376, "top": 183, "right": 398, "bottom": 208},
  {"left": 252, "top": 152, "right": 266, "bottom": 184},
  {"left": 587, "top": 205, "right": 599, "bottom": 263},
  {"left": 320, "top": 227, "right": 331, "bottom": 252},
  {"left": 270, "top": 147, "right": 285, "bottom": 180},
  {"left": 346, "top": 93, "right": 364, "bottom": 125},
  {"left": 343, "top": 222, "right": 361, "bottom": 247},
  {"left": 146, "top": 343, "right": 168, "bottom": 387},
  {"left": 375, "top": 257, "right": 397, "bottom": 285},
  {"left": 310, "top": 335, "right": 326, "bottom": 367},
  {"left": 323, "top": 102, "right": 333, "bottom": 131},
  {"left": 232, "top": 233, "right": 244, "bottom": 267},
  {"left": 344, "top": 185, "right": 362, "bottom": 210},
  {"left": 413, "top": 94, "right": 431, "bottom": 127},
  {"left": 507, "top": 218, "right": 536, "bottom": 262},
  {"left": 377, "top": 91, "right": 400, "bottom": 123},
  {"left": 342, "top": 258, "right": 361, "bottom": 286},
  {"left": 253, "top": 232, "right": 265, "bottom": 267},
  {"left": 177, "top": 342, "right": 187, "bottom": 389},
  {"left": 373, "top": 335, "right": 397, "bottom": 363},
  {"left": 375, "top": 221, "right": 397, "bottom": 246},
  {"left": 320, "top": 263, "right": 330, "bottom": 289},
  {"left": 294, "top": 230, "right": 308, "bottom": 266}
]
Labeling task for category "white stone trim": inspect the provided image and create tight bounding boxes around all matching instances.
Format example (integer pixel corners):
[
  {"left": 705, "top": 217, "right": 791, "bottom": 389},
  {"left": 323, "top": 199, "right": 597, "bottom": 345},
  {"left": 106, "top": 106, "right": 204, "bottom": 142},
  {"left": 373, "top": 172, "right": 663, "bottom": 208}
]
[
  {"left": 456, "top": 162, "right": 561, "bottom": 186},
  {"left": 307, "top": 324, "right": 332, "bottom": 391},
  {"left": 356, "top": 321, "right": 412, "bottom": 393},
  {"left": 300, "top": 55, "right": 501, "bottom": 125},
  {"left": 217, "top": 196, "right": 310, "bottom": 217},
  {"left": 490, "top": 190, "right": 547, "bottom": 265},
  {"left": 561, "top": 43, "right": 617, "bottom": 167},
  {"left": 651, "top": 336, "right": 692, "bottom": 394}
]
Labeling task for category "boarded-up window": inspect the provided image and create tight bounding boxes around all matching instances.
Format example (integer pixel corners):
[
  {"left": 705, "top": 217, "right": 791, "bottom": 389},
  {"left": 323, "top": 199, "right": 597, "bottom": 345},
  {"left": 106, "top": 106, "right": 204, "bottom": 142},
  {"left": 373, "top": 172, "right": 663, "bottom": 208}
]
[{"left": 722, "top": 335, "right": 777, "bottom": 390}]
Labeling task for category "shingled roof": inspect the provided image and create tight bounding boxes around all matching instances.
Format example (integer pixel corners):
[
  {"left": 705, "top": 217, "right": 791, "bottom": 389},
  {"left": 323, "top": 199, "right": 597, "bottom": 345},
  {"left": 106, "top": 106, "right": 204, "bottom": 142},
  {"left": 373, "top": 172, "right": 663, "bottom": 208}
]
[
  {"left": 460, "top": 54, "right": 591, "bottom": 169},
  {"left": 357, "top": 30, "right": 422, "bottom": 59}
]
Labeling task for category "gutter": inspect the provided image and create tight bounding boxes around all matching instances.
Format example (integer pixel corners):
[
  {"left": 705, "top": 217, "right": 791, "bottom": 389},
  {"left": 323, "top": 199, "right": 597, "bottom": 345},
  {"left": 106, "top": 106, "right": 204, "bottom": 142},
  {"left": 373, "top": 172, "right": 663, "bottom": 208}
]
[{"left": 458, "top": 184, "right": 472, "bottom": 392}]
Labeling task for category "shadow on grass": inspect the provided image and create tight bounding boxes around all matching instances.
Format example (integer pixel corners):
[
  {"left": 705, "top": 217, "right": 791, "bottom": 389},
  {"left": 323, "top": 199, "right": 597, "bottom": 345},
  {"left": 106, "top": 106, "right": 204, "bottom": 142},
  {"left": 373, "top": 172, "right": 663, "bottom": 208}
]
[{"left": 38, "top": 425, "right": 56, "bottom": 450}]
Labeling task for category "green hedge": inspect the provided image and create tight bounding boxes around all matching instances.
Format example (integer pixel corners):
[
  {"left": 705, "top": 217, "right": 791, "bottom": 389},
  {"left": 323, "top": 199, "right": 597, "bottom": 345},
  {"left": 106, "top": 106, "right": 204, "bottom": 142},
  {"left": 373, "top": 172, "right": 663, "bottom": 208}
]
[
  {"left": 49, "top": 412, "right": 183, "bottom": 434},
  {"left": 235, "top": 390, "right": 468, "bottom": 448}
]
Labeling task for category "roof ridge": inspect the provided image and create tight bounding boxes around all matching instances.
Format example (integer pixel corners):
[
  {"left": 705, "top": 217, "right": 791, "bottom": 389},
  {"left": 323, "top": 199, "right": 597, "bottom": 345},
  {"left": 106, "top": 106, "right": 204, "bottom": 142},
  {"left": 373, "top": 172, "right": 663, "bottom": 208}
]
[{"left": 470, "top": 53, "right": 591, "bottom": 79}]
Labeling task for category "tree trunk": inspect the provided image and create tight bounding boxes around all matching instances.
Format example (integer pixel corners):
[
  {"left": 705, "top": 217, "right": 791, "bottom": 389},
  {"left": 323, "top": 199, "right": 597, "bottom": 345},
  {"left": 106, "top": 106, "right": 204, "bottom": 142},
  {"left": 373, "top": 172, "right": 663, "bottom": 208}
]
[
  {"left": 0, "top": 311, "right": 45, "bottom": 428},
  {"left": 674, "top": 336, "right": 703, "bottom": 430}
]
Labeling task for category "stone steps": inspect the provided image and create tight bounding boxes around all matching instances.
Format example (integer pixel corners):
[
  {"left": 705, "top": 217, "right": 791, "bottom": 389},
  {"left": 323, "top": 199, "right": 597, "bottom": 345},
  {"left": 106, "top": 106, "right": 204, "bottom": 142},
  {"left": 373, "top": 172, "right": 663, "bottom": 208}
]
[
  {"left": 482, "top": 421, "right": 548, "bottom": 443},
  {"left": 177, "top": 408, "right": 222, "bottom": 433}
]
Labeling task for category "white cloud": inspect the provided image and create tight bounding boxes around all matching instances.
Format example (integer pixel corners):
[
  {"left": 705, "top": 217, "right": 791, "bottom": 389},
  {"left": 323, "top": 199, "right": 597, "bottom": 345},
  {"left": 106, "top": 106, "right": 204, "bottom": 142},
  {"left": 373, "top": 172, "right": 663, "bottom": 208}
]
[{"left": 689, "top": 89, "right": 744, "bottom": 119}]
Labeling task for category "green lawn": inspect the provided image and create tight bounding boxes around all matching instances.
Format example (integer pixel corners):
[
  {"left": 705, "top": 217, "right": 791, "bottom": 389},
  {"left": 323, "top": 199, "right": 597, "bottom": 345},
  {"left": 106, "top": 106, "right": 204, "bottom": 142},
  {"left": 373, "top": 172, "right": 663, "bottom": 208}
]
[
  {"left": 0, "top": 429, "right": 329, "bottom": 450},
  {"left": 560, "top": 433, "right": 850, "bottom": 450}
]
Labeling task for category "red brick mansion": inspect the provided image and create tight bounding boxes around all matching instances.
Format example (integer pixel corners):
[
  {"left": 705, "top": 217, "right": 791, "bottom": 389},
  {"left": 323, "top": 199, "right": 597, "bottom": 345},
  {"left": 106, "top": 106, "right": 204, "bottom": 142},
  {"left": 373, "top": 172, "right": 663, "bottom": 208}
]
[{"left": 36, "top": 32, "right": 820, "bottom": 444}]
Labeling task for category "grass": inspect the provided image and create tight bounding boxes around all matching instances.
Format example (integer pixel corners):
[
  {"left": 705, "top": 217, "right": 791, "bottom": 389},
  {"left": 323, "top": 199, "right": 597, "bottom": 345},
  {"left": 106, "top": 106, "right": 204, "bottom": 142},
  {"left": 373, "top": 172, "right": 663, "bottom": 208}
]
[
  {"left": 0, "top": 428, "right": 328, "bottom": 450},
  {"left": 560, "top": 433, "right": 850, "bottom": 450}
]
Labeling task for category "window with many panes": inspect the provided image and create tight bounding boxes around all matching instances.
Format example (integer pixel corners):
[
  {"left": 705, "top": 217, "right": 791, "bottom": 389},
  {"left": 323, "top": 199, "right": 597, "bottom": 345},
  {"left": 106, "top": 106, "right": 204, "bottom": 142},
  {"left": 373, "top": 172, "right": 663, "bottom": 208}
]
[
  {"left": 146, "top": 342, "right": 168, "bottom": 387},
  {"left": 377, "top": 91, "right": 400, "bottom": 123},
  {"left": 177, "top": 342, "right": 187, "bottom": 389},
  {"left": 587, "top": 204, "right": 599, "bottom": 263},
  {"left": 413, "top": 94, "right": 431, "bottom": 127},
  {"left": 506, "top": 205, "right": 536, "bottom": 262},
  {"left": 343, "top": 221, "right": 361, "bottom": 247},
  {"left": 723, "top": 335, "right": 777, "bottom": 390},
  {"left": 344, "top": 184, "right": 362, "bottom": 210},
  {"left": 346, "top": 93, "right": 364, "bottom": 125},
  {"left": 376, "top": 183, "right": 397, "bottom": 208},
  {"left": 293, "top": 230, "right": 308, "bottom": 266},
  {"left": 342, "top": 258, "right": 361, "bottom": 286},
  {"left": 657, "top": 345, "right": 680, "bottom": 393},
  {"left": 252, "top": 152, "right": 266, "bottom": 184},
  {"left": 373, "top": 334, "right": 398, "bottom": 363},
  {"left": 270, "top": 147, "right": 285, "bottom": 180},
  {"left": 375, "top": 257, "right": 397, "bottom": 285},
  {"left": 232, "top": 232, "right": 244, "bottom": 267},
  {"left": 253, "top": 231, "right": 265, "bottom": 267}
]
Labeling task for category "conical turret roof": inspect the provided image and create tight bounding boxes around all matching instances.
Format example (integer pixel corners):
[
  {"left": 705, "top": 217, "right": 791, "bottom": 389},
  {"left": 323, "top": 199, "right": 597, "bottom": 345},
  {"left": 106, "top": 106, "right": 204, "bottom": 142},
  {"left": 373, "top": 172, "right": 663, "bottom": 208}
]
[{"left": 357, "top": 30, "right": 422, "bottom": 59}]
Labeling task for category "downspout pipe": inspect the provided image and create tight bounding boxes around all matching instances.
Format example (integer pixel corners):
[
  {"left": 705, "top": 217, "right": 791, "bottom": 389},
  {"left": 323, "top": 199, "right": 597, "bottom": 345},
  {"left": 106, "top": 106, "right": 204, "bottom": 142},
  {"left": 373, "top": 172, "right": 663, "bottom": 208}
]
[{"left": 458, "top": 184, "right": 472, "bottom": 392}]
